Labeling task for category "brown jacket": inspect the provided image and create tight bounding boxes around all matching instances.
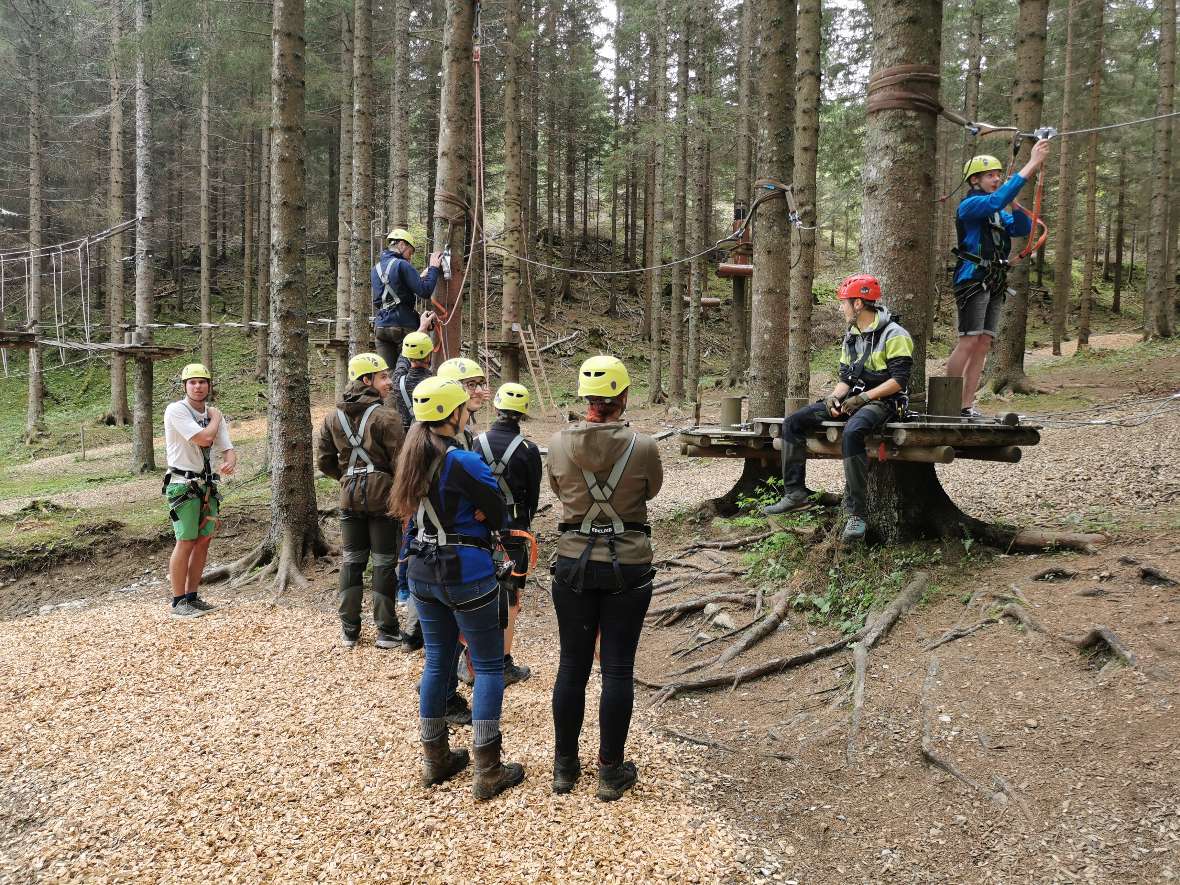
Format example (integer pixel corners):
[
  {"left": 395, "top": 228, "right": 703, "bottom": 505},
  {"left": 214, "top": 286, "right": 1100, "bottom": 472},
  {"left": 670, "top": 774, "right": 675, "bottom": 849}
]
[
  {"left": 547, "top": 421, "right": 663, "bottom": 564},
  {"left": 316, "top": 382, "right": 405, "bottom": 515}
]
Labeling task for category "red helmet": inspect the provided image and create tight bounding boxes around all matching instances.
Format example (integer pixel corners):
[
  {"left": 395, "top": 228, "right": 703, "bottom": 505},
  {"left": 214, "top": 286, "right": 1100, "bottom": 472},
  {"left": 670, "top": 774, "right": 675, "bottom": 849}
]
[{"left": 837, "top": 273, "right": 882, "bottom": 303}]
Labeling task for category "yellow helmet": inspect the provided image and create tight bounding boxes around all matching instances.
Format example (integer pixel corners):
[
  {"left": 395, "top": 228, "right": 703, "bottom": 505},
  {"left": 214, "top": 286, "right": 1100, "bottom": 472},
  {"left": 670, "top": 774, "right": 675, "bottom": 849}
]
[
  {"left": 437, "top": 357, "right": 485, "bottom": 383},
  {"left": 493, "top": 382, "right": 530, "bottom": 415},
  {"left": 386, "top": 227, "right": 416, "bottom": 248},
  {"left": 411, "top": 377, "right": 468, "bottom": 422},
  {"left": 348, "top": 352, "right": 389, "bottom": 382},
  {"left": 180, "top": 363, "right": 211, "bottom": 382},
  {"left": 401, "top": 332, "right": 434, "bottom": 361},
  {"left": 577, "top": 354, "right": 630, "bottom": 398},
  {"left": 963, "top": 155, "right": 1003, "bottom": 181}
]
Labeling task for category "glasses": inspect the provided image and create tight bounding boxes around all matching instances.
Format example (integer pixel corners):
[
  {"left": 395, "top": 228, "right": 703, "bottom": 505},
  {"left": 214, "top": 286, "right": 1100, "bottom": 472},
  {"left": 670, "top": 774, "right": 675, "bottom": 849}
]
[{"left": 462, "top": 379, "right": 489, "bottom": 391}]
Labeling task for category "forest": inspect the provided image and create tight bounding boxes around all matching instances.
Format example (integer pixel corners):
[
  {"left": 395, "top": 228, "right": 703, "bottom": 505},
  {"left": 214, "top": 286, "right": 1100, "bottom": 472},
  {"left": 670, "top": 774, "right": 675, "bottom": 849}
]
[{"left": 1, "top": 0, "right": 1179, "bottom": 880}]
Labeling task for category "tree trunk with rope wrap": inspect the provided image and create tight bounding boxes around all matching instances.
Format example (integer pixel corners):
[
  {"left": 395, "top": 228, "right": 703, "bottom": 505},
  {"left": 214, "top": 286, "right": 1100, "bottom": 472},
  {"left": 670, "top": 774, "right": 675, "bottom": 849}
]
[
  {"left": 1145, "top": 0, "right": 1176, "bottom": 339},
  {"left": 991, "top": 0, "right": 1048, "bottom": 395}
]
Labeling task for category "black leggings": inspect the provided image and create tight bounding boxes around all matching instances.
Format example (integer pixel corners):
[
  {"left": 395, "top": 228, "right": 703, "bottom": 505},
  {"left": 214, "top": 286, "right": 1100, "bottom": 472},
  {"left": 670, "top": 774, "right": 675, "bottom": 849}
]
[{"left": 551, "top": 558, "right": 653, "bottom": 764}]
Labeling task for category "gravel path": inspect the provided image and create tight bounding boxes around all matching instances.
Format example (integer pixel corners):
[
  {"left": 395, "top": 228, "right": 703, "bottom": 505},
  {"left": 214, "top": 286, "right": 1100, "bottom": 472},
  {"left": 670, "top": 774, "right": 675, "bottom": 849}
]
[{"left": 0, "top": 598, "right": 756, "bottom": 883}]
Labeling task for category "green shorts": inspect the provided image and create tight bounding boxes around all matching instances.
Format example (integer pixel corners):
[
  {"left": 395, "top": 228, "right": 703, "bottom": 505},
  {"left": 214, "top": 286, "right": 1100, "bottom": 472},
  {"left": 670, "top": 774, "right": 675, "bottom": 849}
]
[{"left": 166, "top": 482, "right": 220, "bottom": 541}]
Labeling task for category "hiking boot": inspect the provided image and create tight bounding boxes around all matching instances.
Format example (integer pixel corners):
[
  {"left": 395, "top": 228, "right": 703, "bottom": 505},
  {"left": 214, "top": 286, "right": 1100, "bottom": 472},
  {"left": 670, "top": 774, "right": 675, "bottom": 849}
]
[
  {"left": 552, "top": 755, "right": 582, "bottom": 794},
  {"left": 171, "top": 600, "right": 208, "bottom": 619},
  {"left": 762, "top": 487, "right": 813, "bottom": 515},
  {"left": 375, "top": 629, "right": 403, "bottom": 650},
  {"left": 446, "top": 692, "right": 472, "bottom": 727},
  {"left": 420, "top": 734, "right": 469, "bottom": 787},
  {"left": 189, "top": 595, "right": 215, "bottom": 612},
  {"left": 340, "top": 625, "right": 360, "bottom": 648},
  {"left": 400, "top": 625, "right": 423, "bottom": 653},
  {"left": 472, "top": 734, "right": 525, "bottom": 800},
  {"left": 842, "top": 516, "right": 867, "bottom": 543},
  {"left": 503, "top": 654, "right": 532, "bottom": 687},
  {"left": 457, "top": 648, "right": 474, "bottom": 686},
  {"left": 597, "top": 760, "right": 638, "bottom": 802}
]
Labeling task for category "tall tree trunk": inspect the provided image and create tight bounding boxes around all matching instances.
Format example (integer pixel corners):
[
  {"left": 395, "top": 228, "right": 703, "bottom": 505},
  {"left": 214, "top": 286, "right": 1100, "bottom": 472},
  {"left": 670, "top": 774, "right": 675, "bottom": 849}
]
[
  {"left": 647, "top": 0, "right": 668, "bottom": 403},
  {"left": 1077, "top": 0, "right": 1103, "bottom": 352},
  {"left": 669, "top": 0, "right": 690, "bottom": 402},
  {"left": 728, "top": 0, "right": 756, "bottom": 387},
  {"left": 106, "top": 1, "right": 130, "bottom": 426},
  {"left": 544, "top": 0, "right": 558, "bottom": 244},
  {"left": 991, "top": 0, "right": 1048, "bottom": 393},
  {"left": 243, "top": 128, "right": 255, "bottom": 326},
  {"left": 961, "top": 2, "right": 983, "bottom": 174},
  {"left": 686, "top": 0, "right": 711, "bottom": 402},
  {"left": 335, "top": 11, "right": 353, "bottom": 398},
  {"left": 424, "top": 0, "right": 443, "bottom": 241},
  {"left": 431, "top": 0, "right": 475, "bottom": 360},
  {"left": 747, "top": 0, "right": 795, "bottom": 418},
  {"left": 266, "top": 0, "right": 329, "bottom": 589},
  {"left": 1113, "top": 152, "right": 1126, "bottom": 314},
  {"left": 500, "top": 0, "right": 523, "bottom": 382},
  {"left": 1145, "top": 0, "right": 1177, "bottom": 338},
  {"left": 788, "top": 0, "right": 821, "bottom": 403},
  {"left": 199, "top": 0, "right": 214, "bottom": 370},
  {"left": 1050, "top": 0, "right": 1081, "bottom": 355},
  {"left": 131, "top": 0, "right": 155, "bottom": 471},
  {"left": 25, "top": 0, "right": 45, "bottom": 438},
  {"left": 256, "top": 126, "right": 271, "bottom": 379},
  {"left": 389, "top": 0, "right": 410, "bottom": 227},
  {"left": 350, "top": 0, "right": 374, "bottom": 353}
]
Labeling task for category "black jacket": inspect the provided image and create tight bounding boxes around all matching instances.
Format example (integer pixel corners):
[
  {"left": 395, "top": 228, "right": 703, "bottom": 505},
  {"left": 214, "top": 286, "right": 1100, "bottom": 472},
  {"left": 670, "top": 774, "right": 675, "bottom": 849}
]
[
  {"left": 475, "top": 417, "right": 542, "bottom": 529},
  {"left": 390, "top": 355, "right": 434, "bottom": 430}
]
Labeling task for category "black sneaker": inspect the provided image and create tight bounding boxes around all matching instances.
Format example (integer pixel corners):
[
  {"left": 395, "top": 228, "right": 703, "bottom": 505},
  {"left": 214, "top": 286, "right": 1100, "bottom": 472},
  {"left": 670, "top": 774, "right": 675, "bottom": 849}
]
[
  {"left": 400, "top": 625, "right": 424, "bottom": 653},
  {"left": 504, "top": 654, "right": 532, "bottom": 686},
  {"left": 375, "top": 629, "right": 403, "bottom": 650},
  {"left": 445, "top": 692, "right": 472, "bottom": 727},
  {"left": 189, "top": 596, "right": 215, "bottom": 612},
  {"left": 340, "top": 626, "right": 360, "bottom": 648}
]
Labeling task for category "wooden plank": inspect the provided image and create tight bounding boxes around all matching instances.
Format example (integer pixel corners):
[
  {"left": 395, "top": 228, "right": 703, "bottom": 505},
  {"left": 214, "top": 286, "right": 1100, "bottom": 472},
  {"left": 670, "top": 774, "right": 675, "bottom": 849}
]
[{"left": 953, "top": 446, "right": 1023, "bottom": 463}]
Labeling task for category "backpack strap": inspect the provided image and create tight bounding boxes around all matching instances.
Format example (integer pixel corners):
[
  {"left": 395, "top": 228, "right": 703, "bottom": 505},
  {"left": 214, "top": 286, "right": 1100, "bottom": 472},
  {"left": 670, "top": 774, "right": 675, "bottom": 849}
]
[{"left": 399, "top": 374, "right": 412, "bottom": 411}]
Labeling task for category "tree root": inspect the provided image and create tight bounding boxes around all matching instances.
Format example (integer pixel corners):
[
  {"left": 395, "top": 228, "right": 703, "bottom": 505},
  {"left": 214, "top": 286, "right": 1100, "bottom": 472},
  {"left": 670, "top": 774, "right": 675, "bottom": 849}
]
[
  {"left": 647, "top": 592, "right": 753, "bottom": 627},
  {"left": 993, "top": 601, "right": 1139, "bottom": 669},
  {"left": 920, "top": 656, "right": 998, "bottom": 798},
  {"left": 653, "top": 727, "right": 794, "bottom": 762},
  {"left": 924, "top": 617, "right": 999, "bottom": 650},
  {"left": 681, "top": 531, "right": 776, "bottom": 553},
  {"left": 202, "top": 524, "right": 327, "bottom": 597},
  {"left": 651, "top": 569, "right": 741, "bottom": 597},
  {"left": 845, "top": 643, "right": 868, "bottom": 764}
]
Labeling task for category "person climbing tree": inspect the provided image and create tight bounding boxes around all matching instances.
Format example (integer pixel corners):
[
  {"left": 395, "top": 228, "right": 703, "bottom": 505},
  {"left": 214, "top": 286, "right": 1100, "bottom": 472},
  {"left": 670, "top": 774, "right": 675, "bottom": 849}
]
[
  {"left": 762, "top": 275, "right": 913, "bottom": 544},
  {"left": 948, "top": 138, "right": 1051, "bottom": 416},
  {"left": 316, "top": 353, "right": 405, "bottom": 649},
  {"left": 372, "top": 228, "right": 442, "bottom": 371},
  {"left": 473, "top": 383, "right": 542, "bottom": 688},
  {"left": 163, "top": 363, "right": 237, "bottom": 618},
  {"left": 389, "top": 377, "right": 524, "bottom": 799},
  {"left": 547, "top": 355, "right": 662, "bottom": 801}
]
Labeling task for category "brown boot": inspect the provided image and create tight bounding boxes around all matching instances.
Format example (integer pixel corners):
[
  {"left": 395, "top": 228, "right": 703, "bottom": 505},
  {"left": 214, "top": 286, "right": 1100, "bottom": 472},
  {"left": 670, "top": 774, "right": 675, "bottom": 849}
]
[
  {"left": 421, "top": 734, "right": 469, "bottom": 787},
  {"left": 471, "top": 734, "right": 525, "bottom": 800}
]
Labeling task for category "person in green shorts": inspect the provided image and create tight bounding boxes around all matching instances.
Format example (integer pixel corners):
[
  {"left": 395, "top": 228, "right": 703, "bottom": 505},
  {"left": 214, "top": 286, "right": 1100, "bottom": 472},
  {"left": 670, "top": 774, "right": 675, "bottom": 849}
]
[{"left": 163, "top": 363, "right": 237, "bottom": 618}]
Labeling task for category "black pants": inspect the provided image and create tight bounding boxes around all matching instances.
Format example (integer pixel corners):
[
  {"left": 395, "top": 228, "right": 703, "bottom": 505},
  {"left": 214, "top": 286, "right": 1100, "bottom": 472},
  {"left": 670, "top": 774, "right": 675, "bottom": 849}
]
[
  {"left": 339, "top": 512, "right": 400, "bottom": 633},
  {"left": 551, "top": 558, "right": 653, "bottom": 764}
]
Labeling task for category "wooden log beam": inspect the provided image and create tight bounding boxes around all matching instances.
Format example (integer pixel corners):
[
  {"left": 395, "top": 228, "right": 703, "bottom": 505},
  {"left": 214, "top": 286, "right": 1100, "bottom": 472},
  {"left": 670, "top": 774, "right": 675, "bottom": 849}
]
[
  {"left": 892, "top": 426, "right": 1040, "bottom": 447},
  {"left": 682, "top": 444, "right": 775, "bottom": 461},
  {"left": 772, "top": 437, "right": 956, "bottom": 464},
  {"left": 953, "top": 446, "right": 1022, "bottom": 463}
]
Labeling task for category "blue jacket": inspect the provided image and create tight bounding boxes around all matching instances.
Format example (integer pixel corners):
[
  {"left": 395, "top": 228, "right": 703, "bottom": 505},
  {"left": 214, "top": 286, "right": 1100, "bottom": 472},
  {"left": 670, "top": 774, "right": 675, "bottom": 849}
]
[
  {"left": 371, "top": 249, "right": 441, "bottom": 329},
  {"left": 954, "top": 173, "right": 1033, "bottom": 286},
  {"left": 406, "top": 440, "right": 506, "bottom": 585}
]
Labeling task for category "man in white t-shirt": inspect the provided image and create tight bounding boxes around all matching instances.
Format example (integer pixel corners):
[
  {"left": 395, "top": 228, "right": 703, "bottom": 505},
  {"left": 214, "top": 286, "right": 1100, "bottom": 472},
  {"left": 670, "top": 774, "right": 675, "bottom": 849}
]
[{"left": 162, "top": 363, "right": 237, "bottom": 618}]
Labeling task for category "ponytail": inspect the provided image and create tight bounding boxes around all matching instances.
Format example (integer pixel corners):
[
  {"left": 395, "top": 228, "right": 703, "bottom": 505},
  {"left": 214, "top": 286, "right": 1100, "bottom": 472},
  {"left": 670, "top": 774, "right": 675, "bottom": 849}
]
[{"left": 389, "top": 422, "right": 448, "bottom": 519}]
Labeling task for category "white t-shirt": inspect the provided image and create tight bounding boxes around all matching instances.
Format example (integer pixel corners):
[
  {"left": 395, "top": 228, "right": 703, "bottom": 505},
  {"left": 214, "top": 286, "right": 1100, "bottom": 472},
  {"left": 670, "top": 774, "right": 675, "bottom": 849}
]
[{"left": 163, "top": 400, "right": 233, "bottom": 474}]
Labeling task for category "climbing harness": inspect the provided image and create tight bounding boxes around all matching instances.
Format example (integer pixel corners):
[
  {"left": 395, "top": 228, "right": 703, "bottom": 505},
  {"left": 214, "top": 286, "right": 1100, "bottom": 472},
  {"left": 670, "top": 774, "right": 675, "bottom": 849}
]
[
  {"left": 398, "top": 375, "right": 412, "bottom": 412},
  {"left": 336, "top": 402, "right": 382, "bottom": 511},
  {"left": 475, "top": 431, "right": 526, "bottom": 510},
  {"left": 161, "top": 401, "right": 222, "bottom": 533},
  {"left": 556, "top": 434, "right": 651, "bottom": 593},
  {"left": 375, "top": 254, "right": 405, "bottom": 312},
  {"left": 843, "top": 317, "right": 910, "bottom": 414},
  {"left": 409, "top": 452, "right": 498, "bottom": 587}
]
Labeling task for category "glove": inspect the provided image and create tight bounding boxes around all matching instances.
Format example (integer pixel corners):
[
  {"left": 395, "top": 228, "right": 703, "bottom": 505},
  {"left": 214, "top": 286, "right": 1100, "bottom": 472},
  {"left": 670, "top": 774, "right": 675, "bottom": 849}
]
[
  {"left": 823, "top": 394, "right": 842, "bottom": 416},
  {"left": 841, "top": 393, "right": 872, "bottom": 416}
]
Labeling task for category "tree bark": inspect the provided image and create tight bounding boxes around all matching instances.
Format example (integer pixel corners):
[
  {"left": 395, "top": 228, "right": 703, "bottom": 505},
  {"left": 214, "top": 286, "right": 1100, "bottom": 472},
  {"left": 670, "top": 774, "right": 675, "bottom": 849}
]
[
  {"left": 349, "top": 0, "right": 374, "bottom": 353},
  {"left": 256, "top": 126, "right": 271, "bottom": 379},
  {"left": 243, "top": 127, "right": 255, "bottom": 327},
  {"left": 646, "top": 0, "right": 668, "bottom": 404},
  {"left": 501, "top": 0, "right": 523, "bottom": 382},
  {"left": 105, "top": 0, "right": 130, "bottom": 427},
  {"left": 24, "top": 0, "right": 45, "bottom": 439},
  {"left": 389, "top": 0, "right": 410, "bottom": 227},
  {"left": 686, "top": 0, "right": 710, "bottom": 402},
  {"left": 131, "top": 0, "right": 155, "bottom": 471},
  {"left": 669, "top": 0, "right": 690, "bottom": 402},
  {"left": 1113, "top": 153, "right": 1126, "bottom": 313},
  {"left": 335, "top": 11, "right": 353, "bottom": 398},
  {"left": 747, "top": 0, "right": 795, "bottom": 418},
  {"left": 1050, "top": 0, "right": 1081, "bottom": 355},
  {"left": 728, "top": 0, "right": 756, "bottom": 387},
  {"left": 1145, "top": 0, "right": 1177, "bottom": 338},
  {"left": 199, "top": 0, "right": 214, "bottom": 371},
  {"left": 1077, "top": 0, "right": 1103, "bottom": 351},
  {"left": 788, "top": 0, "right": 821, "bottom": 403},
  {"left": 991, "top": 0, "right": 1048, "bottom": 394}
]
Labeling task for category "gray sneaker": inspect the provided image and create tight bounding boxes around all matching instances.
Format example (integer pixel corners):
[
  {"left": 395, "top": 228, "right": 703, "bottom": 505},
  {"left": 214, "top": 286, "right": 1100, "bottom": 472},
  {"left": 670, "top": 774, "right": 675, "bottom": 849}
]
[
  {"left": 841, "top": 517, "right": 867, "bottom": 543},
  {"left": 171, "top": 600, "right": 208, "bottom": 619},
  {"left": 375, "top": 629, "right": 403, "bottom": 650},
  {"left": 457, "top": 649, "right": 474, "bottom": 686},
  {"left": 189, "top": 596, "right": 215, "bottom": 612},
  {"left": 504, "top": 654, "right": 532, "bottom": 686},
  {"left": 762, "top": 488, "right": 813, "bottom": 515},
  {"left": 340, "top": 626, "right": 360, "bottom": 648}
]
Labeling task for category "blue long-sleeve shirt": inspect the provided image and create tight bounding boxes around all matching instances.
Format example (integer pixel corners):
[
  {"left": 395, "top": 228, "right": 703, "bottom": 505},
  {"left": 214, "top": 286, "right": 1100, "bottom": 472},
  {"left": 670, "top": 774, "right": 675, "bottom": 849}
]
[
  {"left": 371, "top": 248, "right": 441, "bottom": 329},
  {"left": 954, "top": 173, "right": 1033, "bottom": 286}
]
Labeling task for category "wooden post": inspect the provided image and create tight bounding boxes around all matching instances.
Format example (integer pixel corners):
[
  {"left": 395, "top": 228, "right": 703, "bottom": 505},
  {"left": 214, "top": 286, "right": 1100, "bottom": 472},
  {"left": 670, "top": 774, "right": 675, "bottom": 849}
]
[
  {"left": 719, "top": 396, "right": 742, "bottom": 429},
  {"left": 926, "top": 376, "right": 963, "bottom": 422},
  {"left": 79, "top": 424, "right": 86, "bottom": 461}
]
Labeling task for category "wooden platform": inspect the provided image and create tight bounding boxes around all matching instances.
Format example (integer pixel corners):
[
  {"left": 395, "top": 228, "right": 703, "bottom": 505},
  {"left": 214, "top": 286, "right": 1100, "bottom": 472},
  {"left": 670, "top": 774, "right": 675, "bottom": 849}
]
[
  {"left": 0, "top": 330, "right": 37, "bottom": 350},
  {"left": 680, "top": 415, "right": 1042, "bottom": 466},
  {"left": 37, "top": 339, "right": 185, "bottom": 360},
  {"left": 311, "top": 337, "right": 351, "bottom": 353}
]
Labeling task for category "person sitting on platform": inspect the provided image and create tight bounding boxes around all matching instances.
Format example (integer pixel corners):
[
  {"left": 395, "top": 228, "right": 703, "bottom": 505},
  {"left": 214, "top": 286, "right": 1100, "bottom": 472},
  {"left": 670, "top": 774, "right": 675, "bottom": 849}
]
[{"left": 762, "top": 273, "right": 914, "bottom": 543}]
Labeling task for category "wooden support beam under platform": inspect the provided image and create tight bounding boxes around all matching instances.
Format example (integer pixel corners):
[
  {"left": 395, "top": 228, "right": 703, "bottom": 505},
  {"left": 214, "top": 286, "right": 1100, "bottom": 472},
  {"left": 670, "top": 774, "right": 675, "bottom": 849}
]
[
  {"left": 0, "top": 330, "right": 38, "bottom": 350},
  {"left": 310, "top": 338, "right": 352, "bottom": 353}
]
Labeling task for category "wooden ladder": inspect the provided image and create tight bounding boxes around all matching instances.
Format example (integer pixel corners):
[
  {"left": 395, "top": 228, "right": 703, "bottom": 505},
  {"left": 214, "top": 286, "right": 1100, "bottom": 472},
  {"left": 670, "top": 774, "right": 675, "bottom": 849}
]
[{"left": 517, "top": 324, "right": 558, "bottom": 417}]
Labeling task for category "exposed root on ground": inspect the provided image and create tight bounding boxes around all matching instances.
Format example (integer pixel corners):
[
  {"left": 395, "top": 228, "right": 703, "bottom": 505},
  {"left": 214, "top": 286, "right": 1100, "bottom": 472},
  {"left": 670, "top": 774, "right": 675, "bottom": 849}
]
[
  {"left": 652, "top": 726, "right": 795, "bottom": 762},
  {"left": 920, "top": 656, "right": 999, "bottom": 798},
  {"left": 203, "top": 523, "right": 329, "bottom": 597},
  {"left": 646, "top": 592, "right": 753, "bottom": 627}
]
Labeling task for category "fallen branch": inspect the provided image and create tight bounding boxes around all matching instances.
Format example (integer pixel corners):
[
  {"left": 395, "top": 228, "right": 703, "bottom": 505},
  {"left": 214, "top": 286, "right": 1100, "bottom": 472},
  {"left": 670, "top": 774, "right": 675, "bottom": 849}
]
[
  {"left": 1007, "top": 528, "right": 1104, "bottom": 555},
  {"left": 1139, "top": 566, "right": 1179, "bottom": 588},
  {"left": 537, "top": 330, "right": 581, "bottom": 354}
]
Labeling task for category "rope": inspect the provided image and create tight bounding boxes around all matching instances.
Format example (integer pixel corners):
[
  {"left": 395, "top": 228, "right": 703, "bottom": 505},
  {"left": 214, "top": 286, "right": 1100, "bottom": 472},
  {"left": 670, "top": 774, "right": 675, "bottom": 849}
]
[{"left": 867, "top": 64, "right": 942, "bottom": 117}]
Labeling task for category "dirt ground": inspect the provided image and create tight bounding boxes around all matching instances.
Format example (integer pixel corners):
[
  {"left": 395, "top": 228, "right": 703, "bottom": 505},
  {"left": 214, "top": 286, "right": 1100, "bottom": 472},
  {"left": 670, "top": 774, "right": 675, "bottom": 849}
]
[{"left": 1, "top": 344, "right": 1179, "bottom": 883}]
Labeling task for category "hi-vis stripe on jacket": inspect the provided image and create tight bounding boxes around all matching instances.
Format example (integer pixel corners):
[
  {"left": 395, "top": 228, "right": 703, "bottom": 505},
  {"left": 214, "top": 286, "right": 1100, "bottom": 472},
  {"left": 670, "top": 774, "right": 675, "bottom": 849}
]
[{"left": 837, "top": 306, "right": 914, "bottom": 402}]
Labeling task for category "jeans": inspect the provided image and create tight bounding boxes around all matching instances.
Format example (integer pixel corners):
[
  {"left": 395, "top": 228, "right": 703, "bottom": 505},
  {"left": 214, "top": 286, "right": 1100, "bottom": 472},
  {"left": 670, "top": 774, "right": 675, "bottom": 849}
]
[
  {"left": 338, "top": 512, "right": 400, "bottom": 634},
  {"left": 781, "top": 400, "right": 893, "bottom": 485},
  {"left": 412, "top": 575, "right": 504, "bottom": 728},
  {"left": 551, "top": 559, "right": 653, "bottom": 764}
]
